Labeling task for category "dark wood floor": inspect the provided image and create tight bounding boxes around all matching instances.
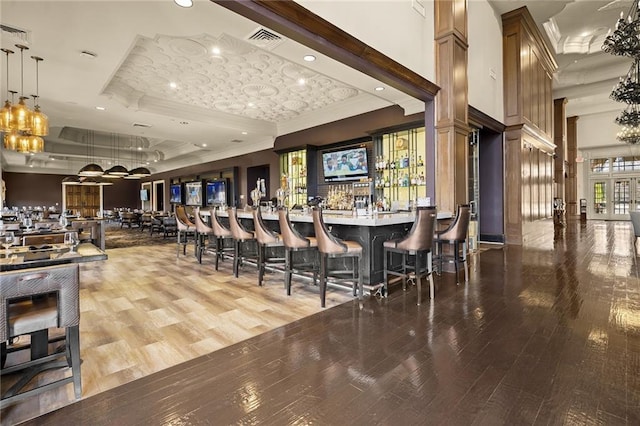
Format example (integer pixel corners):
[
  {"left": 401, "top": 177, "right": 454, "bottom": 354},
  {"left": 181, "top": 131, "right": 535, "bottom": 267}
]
[{"left": 15, "top": 220, "right": 640, "bottom": 425}]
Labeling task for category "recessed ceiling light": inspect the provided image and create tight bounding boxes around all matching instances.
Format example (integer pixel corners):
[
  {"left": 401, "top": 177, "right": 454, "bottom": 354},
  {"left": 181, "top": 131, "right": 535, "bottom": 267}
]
[
  {"left": 303, "top": 55, "right": 316, "bottom": 62},
  {"left": 137, "top": 147, "right": 142, "bottom": 151},
  {"left": 202, "top": 143, "right": 207, "bottom": 147},
  {"left": 174, "top": 0, "right": 193, "bottom": 7},
  {"left": 212, "top": 47, "right": 221, "bottom": 55},
  {"left": 154, "top": 159, "right": 158, "bottom": 163},
  {"left": 29, "top": 153, "right": 34, "bottom": 156},
  {"left": 29, "top": 164, "right": 33, "bottom": 167},
  {"left": 298, "top": 78, "right": 306, "bottom": 85},
  {"left": 248, "top": 102, "right": 255, "bottom": 107},
  {"left": 241, "top": 131, "right": 248, "bottom": 135},
  {"left": 95, "top": 106, "right": 106, "bottom": 111},
  {"left": 169, "top": 82, "right": 177, "bottom": 89},
  {"left": 375, "top": 86, "right": 385, "bottom": 91}
]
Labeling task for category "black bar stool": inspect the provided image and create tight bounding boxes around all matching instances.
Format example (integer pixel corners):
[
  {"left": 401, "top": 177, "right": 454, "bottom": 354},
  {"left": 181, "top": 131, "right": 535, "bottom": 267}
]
[
  {"left": 252, "top": 208, "right": 285, "bottom": 286},
  {"left": 227, "top": 207, "right": 257, "bottom": 278},
  {"left": 383, "top": 206, "right": 437, "bottom": 305},
  {"left": 278, "top": 207, "right": 318, "bottom": 295},
  {"left": 175, "top": 205, "right": 195, "bottom": 257},
  {"left": 311, "top": 207, "right": 363, "bottom": 308},
  {"left": 209, "top": 208, "right": 234, "bottom": 271},
  {"left": 434, "top": 204, "right": 471, "bottom": 284}
]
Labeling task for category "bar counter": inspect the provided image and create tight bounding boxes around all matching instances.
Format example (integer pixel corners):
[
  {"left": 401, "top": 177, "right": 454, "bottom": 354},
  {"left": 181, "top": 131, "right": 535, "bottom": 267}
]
[{"left": 207, "top": 208, "right": 452, "bottom": 289}]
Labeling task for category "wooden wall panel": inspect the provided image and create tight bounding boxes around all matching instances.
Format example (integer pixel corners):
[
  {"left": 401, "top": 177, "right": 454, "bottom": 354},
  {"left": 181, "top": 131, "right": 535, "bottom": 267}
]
[
  {"left": 504, "top": 33, "right": 520, "bottom": 123},
  {"left": 505, "top": 129, "right": 523, "bottom": 244}
]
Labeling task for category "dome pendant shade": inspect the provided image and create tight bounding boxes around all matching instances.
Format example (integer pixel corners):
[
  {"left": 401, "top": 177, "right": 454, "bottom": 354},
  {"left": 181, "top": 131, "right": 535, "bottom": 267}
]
[
  {"left": 105, "top": 164, "right": 129, "bottom": 176},
  {"left": 62, "top": 176, "right": 81, "bottom": 185},
  {"left": 129, "top": 166, "right": 151, "bottom": 177},
  {"left": 31, "top": 105, "right": 48, "bottom": 136},
  {"left": 0, "top": 100, "right": 12, "bottom": 131},
  {"left": 9, "top": 97, "right": 31, "bottom": 131},
  {"left": 3, "top": 131, "right": 19, "bottom": 150},
  {"left": 78, "top": 163, "right": 104, "bottom": 176}
]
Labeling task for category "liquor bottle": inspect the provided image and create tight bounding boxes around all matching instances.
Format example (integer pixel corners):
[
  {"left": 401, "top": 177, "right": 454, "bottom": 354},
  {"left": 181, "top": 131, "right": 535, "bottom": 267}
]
[
  {"left": 390, "top": 158, "right": 396, "bottom": 170},
  {"left": 384, "top": 176, "right": 390, "bottom": 187},
  {"left": 410, "top": 174, "right": 417, "bottom": 186},
  {"left": 418, "top": 172, "right": 425, "bottom": 185},
  {"left": 417, "top": 155, "right": 424, "bottom": 167}
]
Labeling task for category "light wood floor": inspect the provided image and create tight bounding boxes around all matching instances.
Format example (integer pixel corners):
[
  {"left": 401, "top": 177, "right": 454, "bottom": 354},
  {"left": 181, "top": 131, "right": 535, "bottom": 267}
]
[{"left": 1, "top": 242, "right": 352, "bottom": 424}]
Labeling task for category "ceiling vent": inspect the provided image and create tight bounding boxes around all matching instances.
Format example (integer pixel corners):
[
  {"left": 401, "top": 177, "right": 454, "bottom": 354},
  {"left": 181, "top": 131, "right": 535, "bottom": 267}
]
[
  {"left": 132, "top": 123, "right": 152, "bottom": 128},
  {"left": 246, "top": 27, "right": 284, "bottom": 50},
  {"left": 0, "top": 24, "right": 31, "bottom": 45}
]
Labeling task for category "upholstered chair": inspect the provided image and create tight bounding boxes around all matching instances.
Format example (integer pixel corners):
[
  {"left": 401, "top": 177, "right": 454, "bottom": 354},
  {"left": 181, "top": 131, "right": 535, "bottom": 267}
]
[
  {"left": 434, "top": 204, "right": 471, "bottom": 284},
  {"left": 383, "top": 206, "right": 437, "bottom": 304},
  {"left": 252, "top": 208, "right": 285, "bottom": 286},
  {"left": 175, "top": 205, "right": 196, "bottom": 257},
  {"left": 227, "top": 208, "right": 257, "bottom": 278},
  {"left": 278, "top": 208, "right": 318, "bottom": 295}
]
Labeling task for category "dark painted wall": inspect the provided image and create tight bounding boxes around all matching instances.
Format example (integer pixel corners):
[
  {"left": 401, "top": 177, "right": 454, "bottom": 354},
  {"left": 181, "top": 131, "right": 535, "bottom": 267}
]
[
  {"left": 4, "top": 172, "right": 65, "bottom": 209},
  {"left": 3, "top": 172, "right": 143, "bottom": 210}
]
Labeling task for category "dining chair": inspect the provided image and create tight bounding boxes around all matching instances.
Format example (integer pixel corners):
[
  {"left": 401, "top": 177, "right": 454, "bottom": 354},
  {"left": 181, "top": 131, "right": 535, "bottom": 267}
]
[
  {"left": 252, "top": 208, "right": 285, "bottom": 286},
  {"left": 383, "top": 206, "right": 437, "bottom": 305},
  {"left": 0, "top": 264, "right": 82, "bottom": 409},
  {"left": 278, "top": 207, "right": 318, "bottom": 296},
  {"left": 227, "top": 207, "right": 257, "bottom": 278},
  {"left": 434, "top": 204, "right": 471, "bottom": 284},
  {"left": 312, "top": 207, "right": 363, "bottom": 308}
]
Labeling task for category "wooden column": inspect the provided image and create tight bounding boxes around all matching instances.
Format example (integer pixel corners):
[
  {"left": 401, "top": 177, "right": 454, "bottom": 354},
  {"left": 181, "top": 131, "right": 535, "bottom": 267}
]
[
  {"left": 554, "top": 98, "right": 567, "bottom": 201},
  {"left": 502, "top": 7, "right": 557, "bottom": 244},
  {"left": 566, "top": 116, "right": 579, "bottom": 216},
  {"left": 434, "top": 0, "right": 469, "bottom": 213}
]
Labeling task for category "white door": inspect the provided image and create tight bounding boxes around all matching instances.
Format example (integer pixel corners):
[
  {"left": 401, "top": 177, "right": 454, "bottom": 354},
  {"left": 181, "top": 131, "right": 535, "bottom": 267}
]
[{"left": 590, "top": 179, "right": 608, "bottom": 220}]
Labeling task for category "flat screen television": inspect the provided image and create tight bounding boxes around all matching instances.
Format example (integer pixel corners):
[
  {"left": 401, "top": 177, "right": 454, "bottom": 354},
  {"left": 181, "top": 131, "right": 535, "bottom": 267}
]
[
  {"left": 322, "top": 146, "right": 369, "bottom": 182},
  {"left": 206, "top": 179, "right": 229, "bottom": 206},
  {"left": 140, "top": 189, "right": 149, "bottom": 201},
  {"left": 169, "top": 183, "right": 183, "bottom": 204},
  {"left": 184, "top": 181, "right": 203, "bottom": 207}
]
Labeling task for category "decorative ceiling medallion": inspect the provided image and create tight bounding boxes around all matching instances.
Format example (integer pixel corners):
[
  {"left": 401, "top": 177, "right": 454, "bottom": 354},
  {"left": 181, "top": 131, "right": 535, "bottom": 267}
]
[{"left": 242, "top": 84, "right": 278, "bottom": 97}]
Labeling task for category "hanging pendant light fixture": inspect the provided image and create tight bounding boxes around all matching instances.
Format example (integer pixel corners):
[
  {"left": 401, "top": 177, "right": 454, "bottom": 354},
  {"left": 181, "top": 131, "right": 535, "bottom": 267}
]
[
  {"left": 124, "top": 137, "right": 150, "bottom": 178},
  {"left": 78, "top": 130, "right": 104, "bottom": 176},
  {"left": 29, "top": 56, "right": 48, "bottom": 136},
  {"left": 0, "top": 48, "right": 14, "bottom": 132},
  {"left": 9, "top": 45, "right": 32, "bottom": 132},
  {"left": 1, "top": 44, "right": 47, "bottom": 153},
  {"left": 103, "top": 134, "right": 129, "bottom": 178},
  {"left": 602, "top": 0, "right": 640, "bottom": 58}
]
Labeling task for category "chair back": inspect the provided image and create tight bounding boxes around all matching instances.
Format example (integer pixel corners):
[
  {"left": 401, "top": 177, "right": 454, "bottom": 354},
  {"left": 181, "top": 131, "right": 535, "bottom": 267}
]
[
  {"left": 23, "top": 233, "right": 66, "bottom": 246},
  {"left": 175, "top": 205, "right": 194, "bottom": 231},
  {"left": 0, "top": 264, "right": 80, "bottom": 342},
  {"left": 312, "top": 207, "right": 346, "bottom": 254},
  {"left": 227, "top": 208, "right": 254, "bottom": 240},
  {"left": 252, "top": 208, "right": 279, "bottom": 244},
  {"left": 631, "top": 211, "right": 640, "bottom": 237},
  {"left": 278, "top": 208, "right": 311, "bottom": 248},
  {"left": 193, "top": 207, "right": 213, "bottom": 234},
  {"left": 395, "top": 206, "right": 437, "bottom": 251},
  {"left": 439, "top": 204, "right": 471, "bottom": 242},
  {"left": 210, "top": 208, "right": 232, "bottom": 237}
]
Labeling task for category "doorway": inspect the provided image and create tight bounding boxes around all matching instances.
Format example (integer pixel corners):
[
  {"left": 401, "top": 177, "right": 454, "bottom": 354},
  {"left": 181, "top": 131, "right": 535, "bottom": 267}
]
[
  {"left": 153, "top": 180, "right": 164, "bottom": 212},
  {"left": 64, "top": 184, "right": 102, "bottom": 217},
  {"left": 590, "top": 176, "right": 640, "bottom": 220}
]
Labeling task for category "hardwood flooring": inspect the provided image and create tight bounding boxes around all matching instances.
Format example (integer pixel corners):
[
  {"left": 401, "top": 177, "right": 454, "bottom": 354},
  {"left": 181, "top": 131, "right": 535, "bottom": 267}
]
[
  {"left": 0, "top": 238, "right": 351, "bottom": 425},
  {"left": 3, "top": 219, "right": 640, "bottom": 425}
]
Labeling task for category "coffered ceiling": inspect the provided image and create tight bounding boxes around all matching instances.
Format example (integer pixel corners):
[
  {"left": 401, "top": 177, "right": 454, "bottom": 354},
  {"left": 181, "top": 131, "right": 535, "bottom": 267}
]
[{"left": 0, "top": 0, "right": 634, "bottom": 177}]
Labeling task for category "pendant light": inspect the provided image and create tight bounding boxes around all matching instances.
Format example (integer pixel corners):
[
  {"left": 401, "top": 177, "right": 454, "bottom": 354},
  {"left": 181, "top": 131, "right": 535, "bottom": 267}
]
[
  {"left": 29, "top": 56, "right": 48, "bottom": 136},
  {"left": 9, "top": 45, "right": 32, "bottom": 132},
  {"left": 0, "top": 48, "right": 14, "bottom": 132},
  {"left": 78, "top": 130, "right": 104, "bottom": 176},
  {"left": 104, "top": 134, "right": 129, "bottom": 178}
]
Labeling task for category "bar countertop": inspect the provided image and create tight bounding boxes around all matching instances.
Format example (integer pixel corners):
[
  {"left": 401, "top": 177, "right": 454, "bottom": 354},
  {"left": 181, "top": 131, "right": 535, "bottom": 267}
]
[{"left": 207, "top": 209, "right": 452, "bottom": 226}]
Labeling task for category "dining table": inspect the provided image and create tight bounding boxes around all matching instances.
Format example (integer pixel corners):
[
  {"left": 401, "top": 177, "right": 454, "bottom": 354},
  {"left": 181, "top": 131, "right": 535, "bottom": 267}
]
[{"left": 0, "top": 242, "right": 108, "bottom": 272}]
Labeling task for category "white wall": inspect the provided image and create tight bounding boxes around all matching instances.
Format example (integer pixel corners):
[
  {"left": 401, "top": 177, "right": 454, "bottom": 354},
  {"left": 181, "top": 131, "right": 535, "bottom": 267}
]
[
  {"left": 296, "top": 0, "right": 435, "bottom": 82},
  {"left": 468, "top": 0, "right": 504, "bottom": 122}
]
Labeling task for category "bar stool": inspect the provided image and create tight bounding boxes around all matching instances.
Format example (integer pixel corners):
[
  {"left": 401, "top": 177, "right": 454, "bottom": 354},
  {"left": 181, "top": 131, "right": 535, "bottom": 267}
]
[
  {"left": 383, "top": 206, "right": 437, "bottom": 305},
  {"left": 1, "top": 264, "right": 82, "bottom": 409},
  {"left": 311, "top": 207, "right": 363, "bottom": 308},
  {"left": 434, "top": 204, "right": 471, "bottom": 284},
  {"left": 252, "top": 208, "right": 285, "bottom": 286},
  {"left": 227, "top": 207, "right": 257, "bottom": 278},
  {"left": 209, "top": 208, "right": 234, "bottom": 271},
  {"left": 278, "top": 207, "right": 318, "bottom": 295},
  {"left": 193, "top": 207, "right": 214, "bottom": 264},
  {"left": 175, "top": 205, "right": 195, "bottom": 257}
]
